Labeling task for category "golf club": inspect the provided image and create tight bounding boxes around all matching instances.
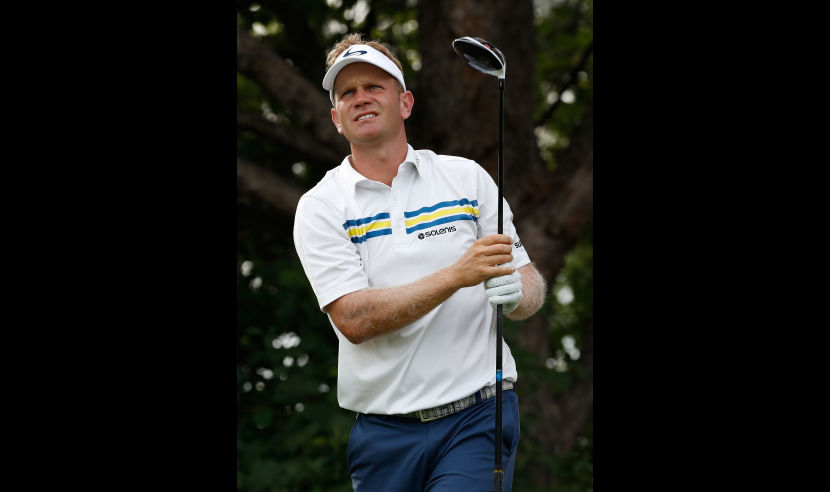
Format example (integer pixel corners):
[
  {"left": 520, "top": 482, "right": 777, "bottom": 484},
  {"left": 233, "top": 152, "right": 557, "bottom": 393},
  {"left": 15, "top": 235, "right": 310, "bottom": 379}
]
[{"left": 451, "top": 35, "right": 507, "bottom": 492}]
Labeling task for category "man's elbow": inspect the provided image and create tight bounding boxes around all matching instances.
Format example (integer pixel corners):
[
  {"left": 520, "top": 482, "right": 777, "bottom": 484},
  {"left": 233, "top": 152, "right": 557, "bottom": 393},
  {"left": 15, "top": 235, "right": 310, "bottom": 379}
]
[
  {"left": 327, "top": 310, "right": 368, "bottom": 344},
  {"left": 339, "top": 322, "right": 369, "bottom": 345},
  {"left": 325, "top": 296, "right": 365, "bottom": 344}
]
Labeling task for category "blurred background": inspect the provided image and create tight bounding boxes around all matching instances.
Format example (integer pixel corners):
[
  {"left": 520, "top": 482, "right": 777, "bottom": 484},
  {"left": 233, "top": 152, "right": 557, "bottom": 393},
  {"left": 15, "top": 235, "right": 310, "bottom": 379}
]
[{"left": 237, "top": 1, "right": 593, "bottom": 490}]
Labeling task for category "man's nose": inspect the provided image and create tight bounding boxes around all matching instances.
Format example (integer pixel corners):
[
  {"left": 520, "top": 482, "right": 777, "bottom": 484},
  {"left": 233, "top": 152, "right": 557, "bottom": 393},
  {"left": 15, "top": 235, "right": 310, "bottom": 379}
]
[{"left": 354, "top": 88, "right": 371, "bottom": 105}]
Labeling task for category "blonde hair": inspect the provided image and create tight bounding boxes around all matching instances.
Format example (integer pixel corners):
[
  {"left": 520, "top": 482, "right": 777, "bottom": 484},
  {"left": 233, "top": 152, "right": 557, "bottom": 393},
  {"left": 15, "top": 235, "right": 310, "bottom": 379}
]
[{"left": 326, "top": 33, "right": 404, "bottom": 92}]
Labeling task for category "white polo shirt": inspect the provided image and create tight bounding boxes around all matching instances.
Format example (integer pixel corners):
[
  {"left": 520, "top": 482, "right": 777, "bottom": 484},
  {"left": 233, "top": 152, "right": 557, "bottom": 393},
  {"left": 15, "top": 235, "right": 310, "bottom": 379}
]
[{"left": 293, "top": 144, "right": 531, "bottom": 414}]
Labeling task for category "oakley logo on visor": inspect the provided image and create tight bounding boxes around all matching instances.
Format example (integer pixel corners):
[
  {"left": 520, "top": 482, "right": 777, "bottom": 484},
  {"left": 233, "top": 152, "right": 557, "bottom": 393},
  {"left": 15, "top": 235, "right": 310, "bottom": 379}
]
[{"left": 343, "top": 48, "right": 367, "bottom": 57}]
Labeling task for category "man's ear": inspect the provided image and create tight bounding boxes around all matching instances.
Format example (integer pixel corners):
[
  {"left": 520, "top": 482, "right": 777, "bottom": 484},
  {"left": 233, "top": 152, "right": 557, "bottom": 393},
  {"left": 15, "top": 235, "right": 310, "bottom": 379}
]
[
  {"left": 400, "top": 91, "right": 414, "bottom": 120},
  {"left": 331, "top": 107, "right": 343, "bottom": 133}
]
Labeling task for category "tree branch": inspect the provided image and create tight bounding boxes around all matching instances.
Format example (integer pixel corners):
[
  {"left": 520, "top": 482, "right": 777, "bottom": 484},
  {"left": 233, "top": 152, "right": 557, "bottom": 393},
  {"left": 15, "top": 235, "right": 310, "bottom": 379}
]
[
  {"left": 237, "top": 111, "right": 344, "bottom": 165},
  {"left": 237, "top": 157, "right": 305, "bottom": 216},
  {"left": 534, "top": 40, "right": 593, "bottom": 127},
  {"left": 236, "top": 23, "right": 347, "bottom": 156},
  {"left": 517, "top": 101, "right": 592, "bottom": 281},
  {"left": 267, "top": 2, "right": 327, "bottom": 83}
]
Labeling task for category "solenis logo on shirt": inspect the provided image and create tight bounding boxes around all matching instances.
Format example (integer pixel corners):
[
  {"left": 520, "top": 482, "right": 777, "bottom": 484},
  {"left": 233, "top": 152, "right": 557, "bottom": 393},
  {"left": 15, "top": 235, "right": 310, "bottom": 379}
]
[{"left": 417, "top": 225, "right": 457, "bottom": 240}]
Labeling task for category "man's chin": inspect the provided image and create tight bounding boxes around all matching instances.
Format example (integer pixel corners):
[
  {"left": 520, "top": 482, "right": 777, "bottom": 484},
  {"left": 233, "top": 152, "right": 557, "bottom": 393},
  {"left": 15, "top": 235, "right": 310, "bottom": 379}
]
[{"left": 346, "top": 130, "right": 383, "bottom": 144}]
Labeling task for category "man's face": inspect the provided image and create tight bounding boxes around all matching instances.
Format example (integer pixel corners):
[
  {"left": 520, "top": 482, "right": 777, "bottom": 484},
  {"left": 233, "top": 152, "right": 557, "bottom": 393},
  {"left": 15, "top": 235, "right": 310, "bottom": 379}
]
[{"left": 330, "top": 62, "right": 413, "bottom": 145}]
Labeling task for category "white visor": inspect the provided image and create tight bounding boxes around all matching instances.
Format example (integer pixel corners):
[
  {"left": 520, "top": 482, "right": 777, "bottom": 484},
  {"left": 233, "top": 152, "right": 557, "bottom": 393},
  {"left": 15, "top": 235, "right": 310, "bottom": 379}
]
[{"left": 322, "top": 44, "right": 406, "bottom": 105}]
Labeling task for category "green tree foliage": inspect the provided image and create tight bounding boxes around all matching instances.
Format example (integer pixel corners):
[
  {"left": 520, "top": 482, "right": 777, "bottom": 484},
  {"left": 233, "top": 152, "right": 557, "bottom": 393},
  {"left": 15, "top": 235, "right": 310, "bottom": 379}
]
[
  {"left": 238, "top": 240, "right": 353, "bottom": 492},
  {"left": 533, "top": 0, "right": 594, "bottom": 169},
  {"left": 504, "top": 229, "right": 593, "bottom": 492}
]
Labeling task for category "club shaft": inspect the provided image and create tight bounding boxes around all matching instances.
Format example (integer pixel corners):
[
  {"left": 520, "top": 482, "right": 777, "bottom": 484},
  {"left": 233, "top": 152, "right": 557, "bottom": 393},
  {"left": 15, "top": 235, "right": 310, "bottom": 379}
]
[
  {"left": 498, "top": 79, "right": 504, "bottom": 237},
  {"left": 494, "top": 77, "right": 505, "bottom": 492}
]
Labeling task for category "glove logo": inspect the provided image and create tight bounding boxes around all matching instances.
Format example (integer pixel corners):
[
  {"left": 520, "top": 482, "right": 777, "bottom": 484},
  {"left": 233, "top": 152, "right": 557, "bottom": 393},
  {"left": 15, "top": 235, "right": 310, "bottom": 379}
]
[
  {"left": 514, "top": 240, "right": 523, "bottom": 248},
  {"left": 418, "top": 233, "right": 425, "bottom": 239}
]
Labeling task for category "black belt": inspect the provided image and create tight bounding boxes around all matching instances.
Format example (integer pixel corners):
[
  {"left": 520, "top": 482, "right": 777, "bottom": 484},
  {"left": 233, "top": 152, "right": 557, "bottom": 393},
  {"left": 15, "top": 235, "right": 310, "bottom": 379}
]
[{"left": 389, "top": 381, "right": 514, "bottom": 422}]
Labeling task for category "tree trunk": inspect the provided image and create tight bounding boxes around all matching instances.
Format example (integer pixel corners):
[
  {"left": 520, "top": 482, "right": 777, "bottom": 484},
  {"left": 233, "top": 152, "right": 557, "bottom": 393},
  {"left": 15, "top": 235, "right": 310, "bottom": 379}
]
[{"left": 415, "top": 0, "right": 594, "bottom": 485}]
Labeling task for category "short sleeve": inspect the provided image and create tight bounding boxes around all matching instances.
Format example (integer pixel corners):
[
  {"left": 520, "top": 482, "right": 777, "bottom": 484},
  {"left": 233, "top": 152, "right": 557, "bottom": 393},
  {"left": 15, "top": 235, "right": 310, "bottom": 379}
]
[
  {"left": 293, "top": 195, "right": 370, "bottom": 310},
  {"left": 474, "top": 165, "right": 532, "bottom": 269}
]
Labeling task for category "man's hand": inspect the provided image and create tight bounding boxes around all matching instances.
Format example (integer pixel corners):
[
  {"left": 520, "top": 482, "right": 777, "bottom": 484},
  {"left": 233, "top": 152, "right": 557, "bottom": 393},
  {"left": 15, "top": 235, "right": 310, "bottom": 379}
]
[
  {"left": 448, "top": 234, "right": 515, "bottom": 288},
  {"left": 484, "top": 270, "right": 523, "bottom": 314}
]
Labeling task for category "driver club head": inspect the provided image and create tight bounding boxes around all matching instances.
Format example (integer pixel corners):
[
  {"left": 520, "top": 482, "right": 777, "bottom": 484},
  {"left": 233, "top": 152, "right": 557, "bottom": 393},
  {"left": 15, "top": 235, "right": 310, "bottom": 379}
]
[{"left": 452, "top": 36, "right": 506, "bottom": 79}]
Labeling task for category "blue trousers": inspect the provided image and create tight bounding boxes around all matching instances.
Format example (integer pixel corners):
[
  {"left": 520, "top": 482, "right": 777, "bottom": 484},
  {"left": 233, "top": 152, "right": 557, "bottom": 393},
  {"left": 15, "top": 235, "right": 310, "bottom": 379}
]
[{"left": 347, "top": 389, "right": 520, "bottom": 492}]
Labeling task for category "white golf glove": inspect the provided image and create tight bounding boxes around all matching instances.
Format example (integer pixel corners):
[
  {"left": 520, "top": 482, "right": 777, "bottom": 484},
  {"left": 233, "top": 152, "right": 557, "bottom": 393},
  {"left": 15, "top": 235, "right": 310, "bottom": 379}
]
[{"left": 484, "top": 270, "right": 522, "bottom": 314}]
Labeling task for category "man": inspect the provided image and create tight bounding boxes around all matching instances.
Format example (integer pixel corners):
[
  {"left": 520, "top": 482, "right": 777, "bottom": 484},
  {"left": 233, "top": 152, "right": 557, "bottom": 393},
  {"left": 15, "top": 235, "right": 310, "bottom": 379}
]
[{"left": 293, "top": 33, "right": 546, "bottom": 491}]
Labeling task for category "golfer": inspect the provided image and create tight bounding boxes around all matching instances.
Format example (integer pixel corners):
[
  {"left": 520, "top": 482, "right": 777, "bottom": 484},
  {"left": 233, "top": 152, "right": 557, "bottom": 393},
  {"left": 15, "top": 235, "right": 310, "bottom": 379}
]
[{"left": 293, "top": 33, "right": 546, "bottom": 492}]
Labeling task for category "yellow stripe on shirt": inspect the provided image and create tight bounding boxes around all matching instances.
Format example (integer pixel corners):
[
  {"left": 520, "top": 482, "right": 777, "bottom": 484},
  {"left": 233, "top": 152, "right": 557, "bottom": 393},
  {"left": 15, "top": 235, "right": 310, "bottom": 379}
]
[
  {"left": 346, "top": 220, "right": 392, "bottom": 238},
  {"left": 404, "top": 206, "right": 479, "bottom": 228}
]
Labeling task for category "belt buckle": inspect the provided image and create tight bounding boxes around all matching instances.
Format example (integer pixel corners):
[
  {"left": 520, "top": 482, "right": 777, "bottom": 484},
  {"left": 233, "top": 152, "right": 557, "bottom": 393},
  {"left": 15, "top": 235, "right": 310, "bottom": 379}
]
[{"left": 418, "top": 409, "right": 440, "bottom": 422}]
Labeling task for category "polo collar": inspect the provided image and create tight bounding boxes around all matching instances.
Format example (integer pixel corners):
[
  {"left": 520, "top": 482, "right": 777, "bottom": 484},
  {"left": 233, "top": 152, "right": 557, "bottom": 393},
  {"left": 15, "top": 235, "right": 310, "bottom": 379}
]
[{"left": 338, "top": 144, "right": 421, "bottom": 190}]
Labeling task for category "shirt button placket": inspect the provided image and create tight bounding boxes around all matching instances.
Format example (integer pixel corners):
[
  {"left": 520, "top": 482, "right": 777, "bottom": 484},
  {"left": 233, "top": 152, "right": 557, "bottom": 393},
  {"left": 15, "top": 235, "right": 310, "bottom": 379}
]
[{"left": 391, "top": 174, "right": 408, "bottom": 246}]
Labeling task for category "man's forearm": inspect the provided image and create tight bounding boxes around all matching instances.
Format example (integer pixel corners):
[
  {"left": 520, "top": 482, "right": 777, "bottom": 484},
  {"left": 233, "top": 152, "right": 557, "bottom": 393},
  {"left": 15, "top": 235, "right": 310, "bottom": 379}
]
[
  {"left": 506, "top": 263, "right": 547, "bottom": 321},
  {"left": 325, "top": 266, "right": 461, "bottom": 344},
  {"left": 325, "top": 234, "right": 517, "bottom": 344}
]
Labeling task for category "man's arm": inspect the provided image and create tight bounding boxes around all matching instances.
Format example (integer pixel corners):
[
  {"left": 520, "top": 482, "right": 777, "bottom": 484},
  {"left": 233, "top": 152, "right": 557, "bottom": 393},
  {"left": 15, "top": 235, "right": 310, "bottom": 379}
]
[
  {"left": 505, "top": 263, "right": 547, "bottom": 321},
  {"left": 325, "top": 234, "right": 515, "bottom": 344}
]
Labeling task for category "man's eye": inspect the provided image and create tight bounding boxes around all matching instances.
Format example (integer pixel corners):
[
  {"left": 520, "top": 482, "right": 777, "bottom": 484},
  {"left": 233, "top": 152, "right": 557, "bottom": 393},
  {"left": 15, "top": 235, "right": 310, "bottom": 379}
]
[{"left": 342, "top": 90, "right": 354, "bottom": 96}]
